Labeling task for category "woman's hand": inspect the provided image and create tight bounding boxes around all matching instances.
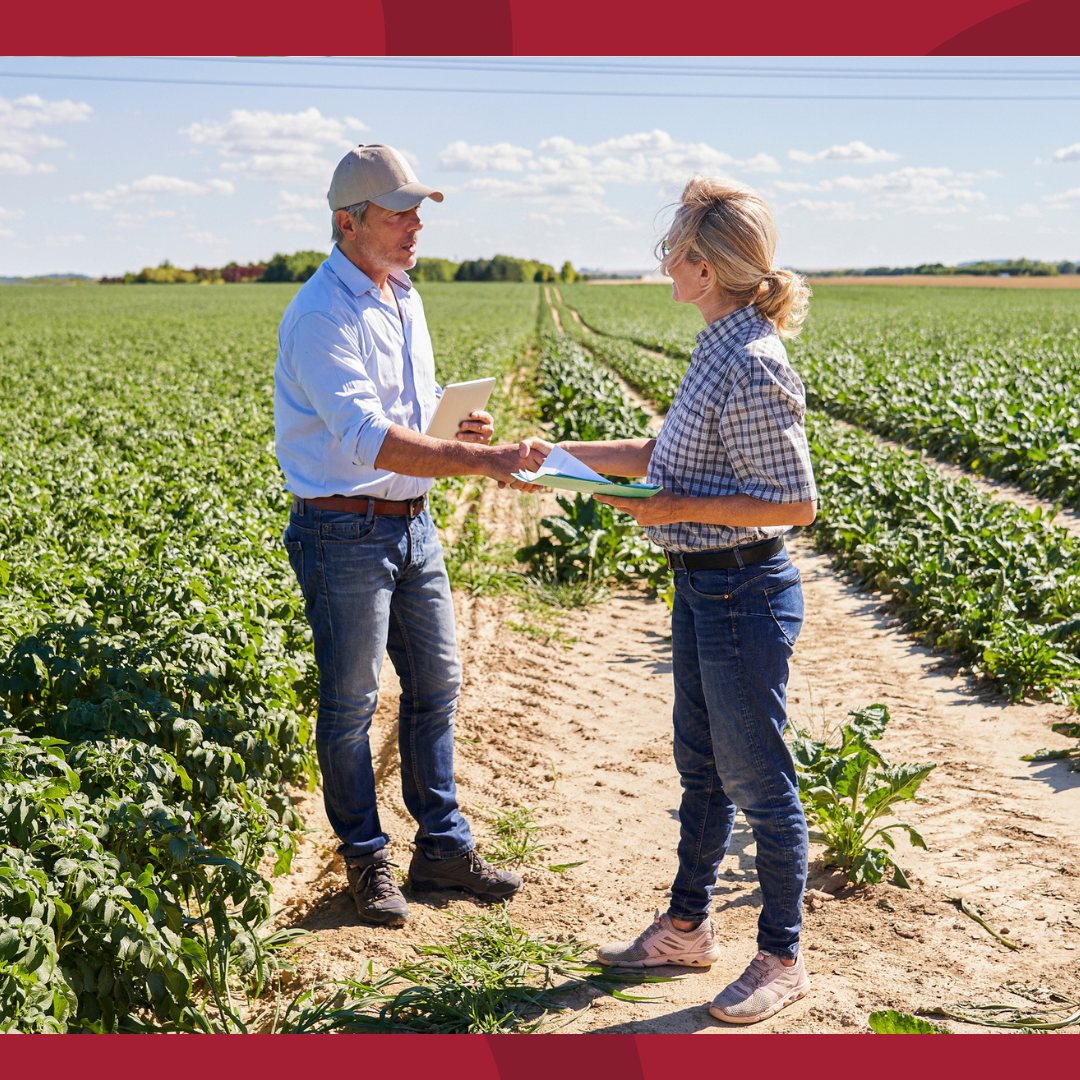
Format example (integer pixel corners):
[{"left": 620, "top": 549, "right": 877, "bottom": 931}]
[
  {"left": 455, "top": 410, "right": 495, "bottom": 444},
  {"left": 495, "top": 436, "right": 552, "bottom": 492},
  {"left": 593, "top": 489, "right": 686, "bottom": 525}
]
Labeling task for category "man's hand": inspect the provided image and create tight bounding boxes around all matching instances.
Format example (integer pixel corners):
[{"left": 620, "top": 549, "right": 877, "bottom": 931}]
[
  {"left": 487, "top": 441, "right": 548, "bottom": 493},
  {"left": 455, "top": 410, "right": 495, "bottom": 445},
  {"left": 593, "top": 489, "right": 685, "bottom": 525}
]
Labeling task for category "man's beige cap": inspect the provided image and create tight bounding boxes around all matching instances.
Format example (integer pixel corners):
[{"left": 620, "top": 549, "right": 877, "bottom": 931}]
[{"left": 328, "top": 144, "right": 444, "bottom": 213}]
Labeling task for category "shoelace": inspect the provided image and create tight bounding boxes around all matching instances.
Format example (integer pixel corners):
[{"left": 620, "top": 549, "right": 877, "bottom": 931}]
[
  {"left": 739, "top": 954, "right": 775, "bottom": 989},
  {"left": 465, "top": 849, "right": 500, "bottom": 879},
  {"left": 357, "top": 860, "right": 400, "bottom": 900}
]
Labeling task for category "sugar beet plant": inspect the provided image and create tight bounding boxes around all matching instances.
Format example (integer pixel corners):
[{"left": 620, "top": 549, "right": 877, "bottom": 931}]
[
  {"left": 790, "top": 287, "right": 1080, "bottom": 505},
  {"left": 807, "top": 414, "right": 1080, "bottom": 704},
  {"left": 790, "top": 704, "right": 935, "bottom": 888},
  {"left": 520, "top": 336, "right": 667, "bottom": 589},
  {"left": 0, "top": 284, "right": 538, "bottom": 1032}
]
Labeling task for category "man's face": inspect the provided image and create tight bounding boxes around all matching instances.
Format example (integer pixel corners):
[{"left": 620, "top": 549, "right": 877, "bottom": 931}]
[{"left": 355, "top": 202, "right": 423, "bottom": 273}]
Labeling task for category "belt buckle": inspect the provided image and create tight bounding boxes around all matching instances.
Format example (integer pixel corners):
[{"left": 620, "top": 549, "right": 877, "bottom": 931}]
[{"left": 407, "top": 495, "right": 425, "bottom": 519}]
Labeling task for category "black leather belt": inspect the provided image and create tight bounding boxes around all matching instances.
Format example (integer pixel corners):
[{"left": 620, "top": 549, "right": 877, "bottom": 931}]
[
  {"left": 292, "top": 494, "right": 427, "bottom": 518},
  {"left": 665, "top": 535, "right": 785, "bottom": 571}
]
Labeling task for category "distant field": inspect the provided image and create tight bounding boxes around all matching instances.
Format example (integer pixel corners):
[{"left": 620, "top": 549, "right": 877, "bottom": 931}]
[{"left": 804, "top": 274, "right": 1080, "bottom": 289}]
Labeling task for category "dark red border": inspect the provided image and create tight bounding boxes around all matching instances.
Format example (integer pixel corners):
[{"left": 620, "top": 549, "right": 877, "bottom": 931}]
[
  {"left": 4, "top": 0, "right": 1079, "bottom": 54},
  {"left": 4, "top": 0, "right": 1077, "bottom": 1070},
  {"left": 1, "top": 1031, "right": 1077, "bottom": 1072}
]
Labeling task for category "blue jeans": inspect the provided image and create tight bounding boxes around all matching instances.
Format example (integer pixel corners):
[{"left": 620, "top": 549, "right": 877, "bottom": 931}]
[
  {"left": 283, "top": 501, "right": 473, "bottom": 863},
  {"left": 667, "top": 550, "right": 808, "bottom": 960}
]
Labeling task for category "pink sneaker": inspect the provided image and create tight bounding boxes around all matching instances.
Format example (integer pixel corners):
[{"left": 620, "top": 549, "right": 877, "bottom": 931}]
[
  {"left": 597, "top": 911, "right": 720, "bottom": 968},
  {"left": 709, "top": 951, "right": 810, "bottom": 1023}
]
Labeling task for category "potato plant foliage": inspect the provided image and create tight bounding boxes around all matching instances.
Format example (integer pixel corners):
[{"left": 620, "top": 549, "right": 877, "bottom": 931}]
[{"left": 0, "top": 283, "right": 538, "bottom": 1032}]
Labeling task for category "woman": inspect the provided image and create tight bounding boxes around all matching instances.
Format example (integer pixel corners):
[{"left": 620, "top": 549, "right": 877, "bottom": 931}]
[{"left": 533, "top": 177, "right": 817, "bottom": 1024}]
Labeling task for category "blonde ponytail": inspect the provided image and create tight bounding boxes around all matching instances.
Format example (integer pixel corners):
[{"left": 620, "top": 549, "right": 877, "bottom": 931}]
[{"left": 658, "top": 177, "right": 811, "bottom": 338}]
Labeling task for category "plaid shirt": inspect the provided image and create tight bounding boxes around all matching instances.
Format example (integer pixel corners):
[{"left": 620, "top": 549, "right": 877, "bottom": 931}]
[{"left": 646, "top": 304, "right": 817, "bottom": 552}]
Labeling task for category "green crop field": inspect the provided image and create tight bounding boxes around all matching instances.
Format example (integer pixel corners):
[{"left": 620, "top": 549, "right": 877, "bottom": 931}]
[
  {"left": 0, "top": 283, "right": 538, "bottom": 1032},
  {"left": 2, "top": 279, "right": 1078, "bottom": 1032}
]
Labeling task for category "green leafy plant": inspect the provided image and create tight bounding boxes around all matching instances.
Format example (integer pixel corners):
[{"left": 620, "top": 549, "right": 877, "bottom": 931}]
[
  {"left": 1022, "top": 721, "right": 1080, "bottom": 771},
  {"left": 790, "top": 704, "right": 936, "bottom": 888},
  {"left": 517, "top": 492, "right": 667, "bottom": 589},
  {"left": 869, "top": 1009, "right": 950, "bottom": 1034},
  {"left": 371, "top": 906, "right": 673, "bottom": 1033},
  {"left": 474, "top": 804, "right": 585, "bottom": 875}
]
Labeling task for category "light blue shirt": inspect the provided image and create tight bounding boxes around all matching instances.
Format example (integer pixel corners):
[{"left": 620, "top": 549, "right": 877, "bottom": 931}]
[{"left": 274, "top": 245, "right": 438, "bottom": 500}]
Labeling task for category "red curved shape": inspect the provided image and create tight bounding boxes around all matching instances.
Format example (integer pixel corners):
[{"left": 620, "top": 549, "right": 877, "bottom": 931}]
[
  {"left": 928, "top": 0, "right": 1080, "bottom": 53},
  {"left": 382, "top": 0, "right": 512, "bottom": 55},
  {"left": 484, "top": 1033, "right": 644, "bottom": 1079}
]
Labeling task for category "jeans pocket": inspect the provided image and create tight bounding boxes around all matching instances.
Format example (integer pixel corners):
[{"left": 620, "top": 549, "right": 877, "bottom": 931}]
[
  {"left": 765, "top": 572, "right": 803, "bottom": 648},
  {"left": 320, "top": 517, "right": 379, "bottom": 545},
  {"left": 284, "top": 538, "right": 305, "bottom": 591},
  {"left": 685, "top": 568, "right": 732, "bottom": 600}
]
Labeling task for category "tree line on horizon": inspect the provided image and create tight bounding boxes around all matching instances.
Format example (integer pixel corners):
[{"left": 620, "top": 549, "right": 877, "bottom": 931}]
[
  {"left": 806, "top": 258, "right": 1077, "bottom": 278},
  {"left": 96, "top": 251, "right": 585, "bottom": 285}
]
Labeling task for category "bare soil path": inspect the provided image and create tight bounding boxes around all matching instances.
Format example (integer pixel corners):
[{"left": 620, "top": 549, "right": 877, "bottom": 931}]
[
  {"left": 267, "top": 310, "right": 1080, "bottom": 1032},
  {"left": 270, "top": 523, "right": 1080, "bottom": 1033}
]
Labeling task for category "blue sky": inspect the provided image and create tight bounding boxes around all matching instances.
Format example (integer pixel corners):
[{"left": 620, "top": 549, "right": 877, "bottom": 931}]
[{"left": 2, "top": 56, "right": 1079, "bottom": 277}]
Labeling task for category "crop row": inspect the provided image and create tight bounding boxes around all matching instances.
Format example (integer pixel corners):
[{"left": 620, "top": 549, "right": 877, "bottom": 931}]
[
  {"left": 806, "top": 414, "right": 1080, "bottom": 703},
  {"left": 0, "top": 284, "right": 538, "bottom": 1032},
  {"left": 564, "top": 282, "right": 1080, "bottom": 507},
  {"left": 541, "top": 294, "right": 1080, "bottom": 706}
]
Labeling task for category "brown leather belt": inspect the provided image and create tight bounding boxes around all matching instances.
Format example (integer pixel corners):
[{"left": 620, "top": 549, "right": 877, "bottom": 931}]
[{"left": 292, "top": 494, "right": 427, "bottom": 518}]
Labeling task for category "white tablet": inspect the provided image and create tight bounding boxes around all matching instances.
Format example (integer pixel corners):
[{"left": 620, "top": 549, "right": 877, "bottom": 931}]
[{"left": 425, "top": 377, "right": 496, "bottom": 441}]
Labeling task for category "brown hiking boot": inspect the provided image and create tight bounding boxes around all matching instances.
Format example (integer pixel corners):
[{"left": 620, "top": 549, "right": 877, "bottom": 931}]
[
  {"left": 346, "top": 853, "right": 409, "bottom": 926},
  {"left": 407, "top": 847, "right": 522, "bottom": 900}
]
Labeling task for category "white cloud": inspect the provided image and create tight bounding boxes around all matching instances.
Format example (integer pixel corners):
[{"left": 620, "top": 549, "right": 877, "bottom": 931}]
[
  {"left": 65, "top": 175, "right": 235, "bottom": 211},
  {"left": 1017, "top": 203, "right": 1042, "bottom": 218},
  {"left": 0, "top": 152, "right": 55, "bottom": 175},
  {"left": 1044, "top": 186, "right": 1080, "bottom": 209},
  {"left": 444, "top": 129, "right": 777, "bottom": 228},
  {"left": 0, "top": 94, "right": 92, "bottom": 164},
  {"left": 0, "top": 226, "right": 14, "bottom": 238},
  {"left": 45, "top": 234, "right": 86, "bottom": 247},
  {"left": 276, "top": 190, "right": 324, "bottom": 211},
  {"left": 1052, "top": 142, "right": 1080, "bottom": 163},
  {"left": 977, "top": 213, "right": 1010, "bottom": 222},
  {"left": 252, "top": 211, "right": 322, "bottom": 234},
  {"left": 440, "top": 140, "right": 532, "bottom": 172},
  {"left": 789, "top": 141, "right": 899, "bottom": 165},
  {"left": 0, "top": 206, "right": 25, "bottom": 221},
  {"left": 829, "top": 167, "right": 986, "bottom": 214},
  {"left": 182, "top": 108, "right": 369, "bottom": 183},
  {"left": 780, "top": 199, "right": 882, "bottom": 222},
  {"left": 184, "top": 230, "right": 230, "bottom": 245}
]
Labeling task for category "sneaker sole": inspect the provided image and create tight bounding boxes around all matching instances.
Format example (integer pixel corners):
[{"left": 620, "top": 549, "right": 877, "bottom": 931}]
[
  {"left": 596, "top": 952, "right": 720, "bottom": 969},
  {"left": 408, "top": 875, "right": 520, "bottom": 900},
  {"left": 708, "top": 980, "right": 810, "bottom": 1024}
]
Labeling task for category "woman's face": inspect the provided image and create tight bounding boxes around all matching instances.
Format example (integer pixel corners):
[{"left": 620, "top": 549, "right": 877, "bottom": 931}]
[{"left": 668, "top": 254, "right": 712, "bottom": 306}]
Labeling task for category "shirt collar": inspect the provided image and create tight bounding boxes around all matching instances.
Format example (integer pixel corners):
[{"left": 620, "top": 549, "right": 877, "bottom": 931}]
[
  {"left": 327, "top": 245, "right": 414, "bottom": 298},
  {"left": 695, "top": 303, "right": 761, "bottom": 350}
]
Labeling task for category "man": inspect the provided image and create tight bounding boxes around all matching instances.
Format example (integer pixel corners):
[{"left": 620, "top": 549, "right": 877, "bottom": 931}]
[{"left": 274, "top": 143, "right": 538, "bottom": 926}]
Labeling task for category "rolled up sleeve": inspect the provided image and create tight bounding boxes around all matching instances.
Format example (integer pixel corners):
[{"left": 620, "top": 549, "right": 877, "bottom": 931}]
[
  {"left": 719, "top": 371, "right": 818, "bottom": 505},
  {"left": 289, "top": 311, "right": 394, "bottom": 469}
]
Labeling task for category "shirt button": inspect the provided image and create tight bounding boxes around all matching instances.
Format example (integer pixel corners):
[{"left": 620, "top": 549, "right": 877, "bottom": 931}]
[{"left": 724, "top": 595, "right": 729, "bottom": 599}]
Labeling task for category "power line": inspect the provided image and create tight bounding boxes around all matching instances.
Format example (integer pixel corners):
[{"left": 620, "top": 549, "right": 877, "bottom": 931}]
[
  {"left": 3, "top": 69, "right": 1080, "bottom": 101},
  {"left": 181, "top": 55, "right": 1080, "bottom": 82}
]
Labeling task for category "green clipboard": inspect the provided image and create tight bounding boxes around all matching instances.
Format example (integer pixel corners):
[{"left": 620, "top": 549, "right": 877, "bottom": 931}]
[{"left": 512, "top": 471, "right": 661, "bottom": 498}]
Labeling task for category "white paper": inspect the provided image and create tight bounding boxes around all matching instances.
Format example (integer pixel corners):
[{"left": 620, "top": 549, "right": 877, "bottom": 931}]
[{"left": 516, "top": 444, "right": 609, "bottom": 485}]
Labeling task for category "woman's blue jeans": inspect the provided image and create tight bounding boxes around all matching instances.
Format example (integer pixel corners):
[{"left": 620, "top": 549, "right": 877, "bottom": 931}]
[
  {"left": 667, "top": 550, "right": 808, "bottom": 960},
  {"left": 283, "top": 501, "right": 473, "bottom": 863}
]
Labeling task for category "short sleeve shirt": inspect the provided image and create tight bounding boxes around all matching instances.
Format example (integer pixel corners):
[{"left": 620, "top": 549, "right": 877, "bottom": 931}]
[{"left": 645, "top": 304, "right": 817, "bottom": 552}]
